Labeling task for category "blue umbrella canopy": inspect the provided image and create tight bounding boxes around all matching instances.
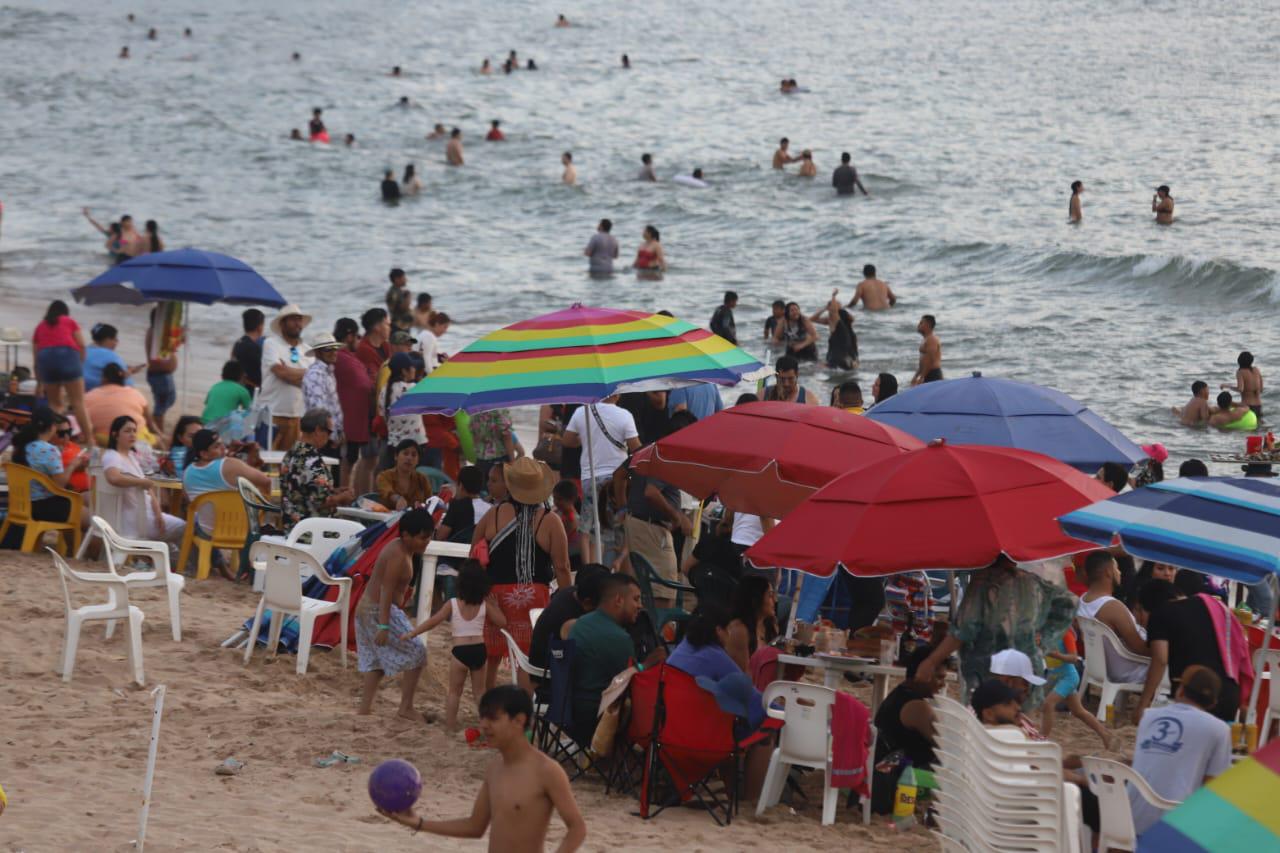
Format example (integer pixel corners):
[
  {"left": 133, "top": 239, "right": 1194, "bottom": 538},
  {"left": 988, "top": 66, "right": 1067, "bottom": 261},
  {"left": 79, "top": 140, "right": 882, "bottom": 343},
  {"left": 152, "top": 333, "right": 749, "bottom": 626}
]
[
  {"left": 72, "top": 248, "right": 287, "bottom": 307},
  {"left": 1058, "top": 477, "right": 1280, "bottom": 583},
  {"left": 865, "top": 372, "right": 1145, "bottom": 473}
]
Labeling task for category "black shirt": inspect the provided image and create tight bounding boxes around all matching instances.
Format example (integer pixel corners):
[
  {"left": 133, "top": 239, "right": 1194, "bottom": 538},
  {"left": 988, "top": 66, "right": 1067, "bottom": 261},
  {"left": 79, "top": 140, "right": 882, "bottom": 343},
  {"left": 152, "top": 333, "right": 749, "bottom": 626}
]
[
  {"left": 381, "top": 179, "right": 401, "bottom": 201},
  {"left": 529, "top": 586, "right": 584, "bottom": 672},
  {"left": 710, "top": 305, "right": 737, "bottom": 345},
  {"left": 832, "top": 164, "right": 858, "bottom": 195},
  {"left": 874, "top": 681, "right": 937, "bottom": 770},
  {"left": 232, "top": 334, "right": 262, "bottom": 388},
  {"left": 827, "top": 317, "right": 857, "bottom": 370},
  {"left": 1147, "top": 596, "right": 1241, "bottom": 720}
]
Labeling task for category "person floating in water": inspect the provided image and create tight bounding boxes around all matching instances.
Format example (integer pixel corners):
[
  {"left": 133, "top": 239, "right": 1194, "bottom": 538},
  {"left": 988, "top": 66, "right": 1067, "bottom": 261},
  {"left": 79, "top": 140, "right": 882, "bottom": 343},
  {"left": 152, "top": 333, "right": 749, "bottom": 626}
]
[
  {"left": 621, "top": 54, "right": 631, "bottom": 69},
  {"left": 832, "top": 152, "right": 868, "bottom": 196},
  {"left": 1069, "top": 180, "right": 1083, "bottom": 222},
  {"left": 481, "top": 58, "right": 492, "bottom": 74},
  {"left": 390, "top": 65, "right": 402, "bottom": 77},
  {"left": 1152, "top": 185, "right": 1174, "bottom": 224},
  {"left": 119, "top": 46, "right": 130, "bottom": 59},
  {"left": 527, "top": 58, "right": 537, "bottom": 70},
  {"left": 1209, "top": 391, "right": 1256, "bottom": 430},
  {"left": 427, "top": 123, "right": 447, "bottom": 140},
  {"left": 911, "top": 314, "right": 942, "bottom": 385},
  {"left": 1173, "top": 380, "right": 1212, "bottom": 426},
  {"left": 381, "top": 170, "right": 401, "bottom": 202},
  {"left": 289, "top": 127, "right": 303, "bottom": 141},
  {"left": 147, "top": 27, "right": 157, "bottom": 40},
  {"left": 486, "top": 120, "right": 505, "bottom": 141},
  {"left": 446, "top": 128, "right": 464, "bottom": 165},
  {"left": 561, "top": 152, "right": 576, "bottom": 185},
  {"left": 183, "top": 27, "right": 192, "bottom": 37},
  {"left": 772, "top": 138, "right": 798, "bottom": 170},
  {"left": 309, "top": 108, "right": 329, "bottom": 143},
  {"left": 396, "top": 96, "right": 411, "bottom": 109},
  {"left": 556, "top": 14, "right": 571, "bottom": 27},
  {"left": 638, "top": 153, "right": 656, "bottom": 182},
  {"left": 344, "top": 133, "right": 356, "bottom": 146},
  {"left": 291, "top": 51, "right": 301, "bottom": 61}
]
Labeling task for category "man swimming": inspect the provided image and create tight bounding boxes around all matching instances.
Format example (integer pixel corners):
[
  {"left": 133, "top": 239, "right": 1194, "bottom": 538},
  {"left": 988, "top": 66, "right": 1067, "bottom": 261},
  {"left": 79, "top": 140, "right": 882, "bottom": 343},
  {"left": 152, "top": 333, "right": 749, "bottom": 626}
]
[
  {"left": 556, "top": 14, "right": 571, "bottom": 27},
  {"left": 561, "top": 152, "right": 576, "bottom": 185},
  {"left": 486, "top": 120, "right": 505, "bottom": 141},
  {"left": 832, "top": 152, "right": 868, "bottom": 196},
  {"left": 911, "top": 314, "right": 942, "bottom": 385},
  {"left": 1173, "top": 381, "right": 1212, "bottom": 426},
  {"left": 1152, "top": 185, "right": 1174, "bottom": 224},
  {"left": 446, "top": 128, "right": 465, "bottom": 165},
  {"left": 427, "top": 123, "right": 447, "bottom": 140},
  {"left": 848, "top": 264, "right": 897, "bottom": 310},
  {"left": 772, "top": 138, "right": 798, "bottom": 170},
  {"left": 1069, "top": 180, "right": 1083, "bottom": 222},
  {"left": 638, "top": 153, "right": 656, "bottom": 182},
  {"left": 1209, "top": 391, "right": 1255, "bottom": 430}
]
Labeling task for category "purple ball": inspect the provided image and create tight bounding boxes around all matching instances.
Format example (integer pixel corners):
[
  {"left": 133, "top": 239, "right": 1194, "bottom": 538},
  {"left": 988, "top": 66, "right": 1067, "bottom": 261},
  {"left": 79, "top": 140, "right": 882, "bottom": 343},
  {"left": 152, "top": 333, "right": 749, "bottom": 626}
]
[{"left": 368, "top": 759, "right": 422, "bottom": 813}]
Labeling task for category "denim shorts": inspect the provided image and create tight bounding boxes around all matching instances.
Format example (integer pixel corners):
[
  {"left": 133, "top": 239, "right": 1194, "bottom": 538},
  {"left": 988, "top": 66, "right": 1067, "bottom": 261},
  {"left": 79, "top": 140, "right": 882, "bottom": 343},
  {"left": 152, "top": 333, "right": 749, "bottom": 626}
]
[
  {"left": 36, "top": 346, "right": 83, "bottom": 384},
  {"left": 147, "top": 371, "right": 176, "bottom": 417}
]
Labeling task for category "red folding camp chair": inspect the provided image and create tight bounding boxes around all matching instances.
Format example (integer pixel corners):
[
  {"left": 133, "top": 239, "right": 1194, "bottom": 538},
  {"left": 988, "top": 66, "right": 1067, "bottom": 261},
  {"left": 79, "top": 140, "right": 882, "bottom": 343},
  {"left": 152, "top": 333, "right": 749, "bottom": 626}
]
[
  {"left": 639, "top": 664, "right": 746, "bottom": 826},
  {"left": 606, "top": 663, "right": 662, "bottom": 796}
]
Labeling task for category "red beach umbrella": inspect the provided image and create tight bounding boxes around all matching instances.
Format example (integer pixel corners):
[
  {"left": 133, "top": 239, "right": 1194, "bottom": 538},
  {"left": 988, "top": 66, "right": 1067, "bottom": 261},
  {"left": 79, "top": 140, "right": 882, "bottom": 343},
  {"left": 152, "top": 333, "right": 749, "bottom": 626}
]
[
  {"left": 630, "top": 401, "right": 924, "bottom": 518},
  {"left": 744, "top": 440, "right": 1115, "bottom": 577}
]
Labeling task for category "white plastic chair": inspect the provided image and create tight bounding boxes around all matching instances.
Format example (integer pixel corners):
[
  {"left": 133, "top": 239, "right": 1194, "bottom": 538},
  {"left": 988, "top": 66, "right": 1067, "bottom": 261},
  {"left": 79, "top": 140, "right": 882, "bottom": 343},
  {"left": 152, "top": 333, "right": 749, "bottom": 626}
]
[
  {"left": 244, "top": 541, "right": 350, "bottom": 675},
  {"left": 1254, "top": 648, "right": 1280, "bottom": 748},
  {"left": 251, "top": 516, "right": 363, "bottom": 590},
  {"left": 76, "top": 473, "right": 138, "bottom": 560},
  {"left": 500, "top": 627, "right": 549, "bottom": 685},
  {"left": 1081, "top": 756, "right": 1180, "bottom": 852},
  {"left": 756, "top": 681, "right": 841, "bottom": 825},
  {"left": 49, "top": 548, "right": 145, "bottom": 686},
  {"left": 89, "top": 515, "right": 185, "bottom": 642},
  {"left": 1077, "top": 616, "right": 1149, "bottom": 721}
]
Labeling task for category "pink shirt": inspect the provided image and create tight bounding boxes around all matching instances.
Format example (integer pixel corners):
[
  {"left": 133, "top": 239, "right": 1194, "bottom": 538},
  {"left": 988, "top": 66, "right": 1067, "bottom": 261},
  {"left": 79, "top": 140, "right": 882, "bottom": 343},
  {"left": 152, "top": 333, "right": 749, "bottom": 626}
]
[{"left": 32, "top": 316, "right": 82, "bottom": 351}]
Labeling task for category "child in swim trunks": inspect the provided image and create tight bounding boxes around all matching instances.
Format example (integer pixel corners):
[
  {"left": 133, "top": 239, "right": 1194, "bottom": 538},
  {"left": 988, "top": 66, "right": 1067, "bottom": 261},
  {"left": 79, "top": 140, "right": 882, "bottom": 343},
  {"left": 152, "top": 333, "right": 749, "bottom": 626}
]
[
  {"left": 1041, "top": 627, "right": 1111, "bottom": 749},
  {"left": 357, "top": 508, "right": 434, "bottom": 721},
  {"left": 406, "top": 560, "right": 507, "bottom": 732}
]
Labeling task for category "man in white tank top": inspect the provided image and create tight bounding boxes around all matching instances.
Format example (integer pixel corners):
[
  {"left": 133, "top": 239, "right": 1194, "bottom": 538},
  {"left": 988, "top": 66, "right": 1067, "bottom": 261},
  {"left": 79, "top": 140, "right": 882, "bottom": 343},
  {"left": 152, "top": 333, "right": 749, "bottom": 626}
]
[{"left": 1076, "top": 551, "right": 1150, "bottom": 684}]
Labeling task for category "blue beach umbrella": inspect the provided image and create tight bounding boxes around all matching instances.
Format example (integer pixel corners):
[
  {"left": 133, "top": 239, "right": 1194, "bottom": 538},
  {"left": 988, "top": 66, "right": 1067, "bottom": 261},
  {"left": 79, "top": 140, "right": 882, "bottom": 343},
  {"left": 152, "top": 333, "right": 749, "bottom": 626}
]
[
  {"left": 865, "top": 372, "right": 1144, "bottom": 473},
  {"left": 1057, "top": 476, "right": 1280, "bottom": 584},
  {"left": 72, "top": 248, "right": 287, "bottom": 307}
]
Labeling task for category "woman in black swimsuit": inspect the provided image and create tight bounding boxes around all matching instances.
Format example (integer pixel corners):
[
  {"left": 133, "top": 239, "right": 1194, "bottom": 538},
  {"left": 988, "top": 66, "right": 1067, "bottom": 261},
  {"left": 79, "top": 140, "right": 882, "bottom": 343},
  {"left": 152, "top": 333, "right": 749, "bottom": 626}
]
[{"left": 772, "top": 301, "right": 818, "bottom": 361}]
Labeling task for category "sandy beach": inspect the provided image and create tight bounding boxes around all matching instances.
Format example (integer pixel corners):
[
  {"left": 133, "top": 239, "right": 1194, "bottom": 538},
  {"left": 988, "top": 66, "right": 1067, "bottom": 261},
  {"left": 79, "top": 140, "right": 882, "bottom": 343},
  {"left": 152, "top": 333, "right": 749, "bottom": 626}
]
[{"left": 0, "top": 549, "right": 1137, "bottom": 852}]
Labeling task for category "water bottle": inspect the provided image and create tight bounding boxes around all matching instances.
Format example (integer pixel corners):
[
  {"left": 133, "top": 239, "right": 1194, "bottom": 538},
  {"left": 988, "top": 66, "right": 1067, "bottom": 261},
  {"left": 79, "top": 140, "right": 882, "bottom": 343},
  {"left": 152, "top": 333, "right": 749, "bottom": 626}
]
[
  {"left": 169, "top": 445, "right": 187, "bottom": 478},
  {"left": 893, "top": 760, "right": 918, "bottom": 828}
]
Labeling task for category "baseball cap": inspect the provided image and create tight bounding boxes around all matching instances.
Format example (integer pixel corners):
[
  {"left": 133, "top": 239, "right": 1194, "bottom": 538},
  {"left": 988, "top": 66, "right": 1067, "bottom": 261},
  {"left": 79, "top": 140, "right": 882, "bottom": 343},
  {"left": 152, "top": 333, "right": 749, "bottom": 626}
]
[
  {"left": 989, "top": 649, "right": 1046, "bottom": 686},
  {"left": 970, "top": 679, "right": 1020, "bottom": 716},
  {"left": 390, "top": 330, "right": 415, "bottom": 346},
  {"left": 389, "top": 352, "right": 414, "bottom": 374},
  {"left": 1141, "top": 443, "right": 1169, "bottom": 464}
]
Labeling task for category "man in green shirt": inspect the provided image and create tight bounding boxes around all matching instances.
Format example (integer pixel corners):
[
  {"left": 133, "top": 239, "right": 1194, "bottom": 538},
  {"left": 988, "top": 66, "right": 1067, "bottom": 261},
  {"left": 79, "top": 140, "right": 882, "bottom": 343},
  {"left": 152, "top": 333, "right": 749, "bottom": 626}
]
[
  {"left": 568, "top": 574, "right": 642, "bottom": 742},
  {"left": 202, "top": 361, "right": 254, "bottom": 422}
]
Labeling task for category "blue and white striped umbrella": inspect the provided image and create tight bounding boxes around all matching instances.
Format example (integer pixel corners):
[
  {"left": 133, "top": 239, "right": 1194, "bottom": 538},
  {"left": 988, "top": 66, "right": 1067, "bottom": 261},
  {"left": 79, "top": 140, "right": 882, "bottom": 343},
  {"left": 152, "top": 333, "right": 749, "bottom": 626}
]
[{"left": 1057, "top": 477, "right": 1280, "bottom": 583}]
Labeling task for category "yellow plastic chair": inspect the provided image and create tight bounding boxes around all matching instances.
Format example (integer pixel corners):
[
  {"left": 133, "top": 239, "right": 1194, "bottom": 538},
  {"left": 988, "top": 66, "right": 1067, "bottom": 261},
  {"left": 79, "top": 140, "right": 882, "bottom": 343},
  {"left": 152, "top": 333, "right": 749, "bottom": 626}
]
[
  {"left": 177, "top": 490, "right": 249, "bottom": 580},
  {"left": 0, "top": 463, "right": 83, "bottom": 554}
]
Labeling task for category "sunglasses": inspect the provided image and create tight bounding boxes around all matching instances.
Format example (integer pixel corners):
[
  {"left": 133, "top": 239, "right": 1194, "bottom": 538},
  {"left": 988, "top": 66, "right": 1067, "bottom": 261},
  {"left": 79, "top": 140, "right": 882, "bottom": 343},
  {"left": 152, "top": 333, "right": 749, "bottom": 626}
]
[
  {"left": 289, "top": 346, "right": 300, "bottom": 364},
  {"left": 56, "top": 429, "right": 73, "bottom": 437}
]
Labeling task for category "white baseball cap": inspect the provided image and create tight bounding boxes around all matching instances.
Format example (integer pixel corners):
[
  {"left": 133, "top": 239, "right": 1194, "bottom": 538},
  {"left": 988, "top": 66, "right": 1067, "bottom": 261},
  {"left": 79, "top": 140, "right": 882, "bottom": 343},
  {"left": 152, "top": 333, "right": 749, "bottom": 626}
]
[{"left": 989, "top": 649, "right": 1046, "bottom": 685}]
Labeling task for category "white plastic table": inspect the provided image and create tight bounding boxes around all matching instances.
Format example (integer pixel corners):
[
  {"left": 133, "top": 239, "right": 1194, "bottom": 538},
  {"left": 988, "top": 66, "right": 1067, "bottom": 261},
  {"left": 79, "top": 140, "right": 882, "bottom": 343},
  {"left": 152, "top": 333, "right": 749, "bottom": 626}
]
[
  {"left": 776, "top": 653, "right": 906, "bottom": 715},
  {"left": 258, "top": 449, "right": 339, "bottom": 468}
]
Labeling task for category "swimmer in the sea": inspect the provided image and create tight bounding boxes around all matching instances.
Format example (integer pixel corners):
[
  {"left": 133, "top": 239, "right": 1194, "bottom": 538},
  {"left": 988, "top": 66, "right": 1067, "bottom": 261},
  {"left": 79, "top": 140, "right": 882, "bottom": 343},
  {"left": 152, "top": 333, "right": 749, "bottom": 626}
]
[
  {"left": 1152, "top": 185, "right": 1174, "bottom": 224},
  {"left": 120, "top": 46, "right": 130, "bottom": 59},
  {"left": 1223, "top": 351, "right": 1263, "bottom": 421},
  {"left": 127, "top": 13, "right": 135, "bottom": 21},
  {"left": 381, "top": 170, "right": 401, "bottom": 202},
  {"left": 848, "top": 265, "right": 897, "bottom": 310},
  {"left": 345, "top": 133, "right": 356, "bottom": 146},
  {"left": 486, "top": 120, "right": 505, "bottom": 141},
  {"left": 1069, "top": 180, "right": 1083, "bottom": 222},
  {"left": 309, "top": 108, "right": 327, "bottom": 141},
  {"left": 773, "top": 138, "right": 799, "bottom": 170},
  {"left": 147, "top": 27, "right": 157, "bottom": 40},
  {"left": 184, "top": 27, "right": 192, "bottom": 37},
  {"left": 1209, "top": 391, "right": 1253, "bottom": 429},
  {"left": 290, "top": 128, "right": 303, "bottom": 141},
  {"left": 508, "top": 50, "right": 519, "bottom": 67},
  {"left": 1173, "top": 380, "right": 1212, "bottom": 426},
  {"left": 527, "top": 58, "right": 538, "bottom": 70},
  {"left": 832, "top": 152, "right": 868, "bottom": 196},
  {"left": 798, "top": 150, "right": 816, "bottom": 177},
  {"left": 397, "top": 96, "right": 411, "bottom": 108},
  {"left": 426, "top": 123, "right": 447, "bottom": 140},
  {"left": 638, "top": 153, "right": 656, "bottom": 182},
  {"left": 556, "top": 14, "right": 571, "bottom": 27},
  {"left": 291, "top": 52, "right": 301, "bottom": 61},
  {"left": 391, "top": 65, "right": 402, "bottom": 77},
  {"left": 402, "top": 164, "right": 422, "bottom": 196},
  {"left": 562, "top": 152, "right": 576, "bottom": 185},
  {"left": 621, "top": 54, "right": 631, "bottom": 69},
  {"left": 692, "top": 168, "right": 705, "bottom": 182},
  {"left": 481, "top": 58, "right": 492, "bottom": 75},
  {"left": 446, "top": 128, "right": 465, "bottom": 166}
]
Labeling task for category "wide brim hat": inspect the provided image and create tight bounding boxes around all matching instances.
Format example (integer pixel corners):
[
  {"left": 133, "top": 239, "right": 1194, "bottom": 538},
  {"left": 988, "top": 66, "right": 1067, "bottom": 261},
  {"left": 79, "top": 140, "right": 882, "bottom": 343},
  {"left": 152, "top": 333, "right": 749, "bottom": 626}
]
[
  {"left": 305, "top": 331, "right": 342, "bottom": 355},
  {"left": 503, "top": 456, "right": 556, "bottom": 505},
  {"left": 270, "top": 303, "right": 313, "bottom": 335}
]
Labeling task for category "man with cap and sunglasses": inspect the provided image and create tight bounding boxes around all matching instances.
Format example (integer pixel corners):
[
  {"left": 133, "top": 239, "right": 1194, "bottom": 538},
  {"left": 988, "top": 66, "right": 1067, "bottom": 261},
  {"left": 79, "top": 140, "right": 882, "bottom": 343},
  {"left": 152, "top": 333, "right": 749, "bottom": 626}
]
[{"left": 260, "top": 304, "right": 314, "bottom": 450}]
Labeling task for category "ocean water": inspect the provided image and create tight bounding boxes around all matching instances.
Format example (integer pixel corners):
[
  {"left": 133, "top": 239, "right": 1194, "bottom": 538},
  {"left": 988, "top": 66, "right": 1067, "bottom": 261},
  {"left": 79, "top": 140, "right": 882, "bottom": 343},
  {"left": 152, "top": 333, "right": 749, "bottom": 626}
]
[{"left": 0, "top": 0, "right": 1276, "bottom": 465}]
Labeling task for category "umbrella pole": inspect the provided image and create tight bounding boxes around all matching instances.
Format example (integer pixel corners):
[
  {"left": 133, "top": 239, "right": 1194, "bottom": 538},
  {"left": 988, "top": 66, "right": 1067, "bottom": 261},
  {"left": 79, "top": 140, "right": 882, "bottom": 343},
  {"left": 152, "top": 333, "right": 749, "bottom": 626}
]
[
  {"left": 585, "top": 405, "right": 602, "bottom": 563},
  {"left": 181, "top": 311, "right": 190, "bottom": 418}
]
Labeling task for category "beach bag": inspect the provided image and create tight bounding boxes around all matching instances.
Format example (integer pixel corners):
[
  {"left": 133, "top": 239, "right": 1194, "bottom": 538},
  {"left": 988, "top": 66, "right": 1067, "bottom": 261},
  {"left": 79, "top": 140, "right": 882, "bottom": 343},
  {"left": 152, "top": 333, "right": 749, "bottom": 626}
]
[{"left": 532, "top": 432, "right": 562, "bottom": 468}]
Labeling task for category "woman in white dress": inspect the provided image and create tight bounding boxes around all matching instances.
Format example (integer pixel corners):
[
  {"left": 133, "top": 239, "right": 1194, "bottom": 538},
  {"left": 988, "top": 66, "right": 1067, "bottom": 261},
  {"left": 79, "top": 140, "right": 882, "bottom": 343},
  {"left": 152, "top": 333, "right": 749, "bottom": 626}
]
[{"left": 101, "top": 415, "right": 186, "bottom": 543}]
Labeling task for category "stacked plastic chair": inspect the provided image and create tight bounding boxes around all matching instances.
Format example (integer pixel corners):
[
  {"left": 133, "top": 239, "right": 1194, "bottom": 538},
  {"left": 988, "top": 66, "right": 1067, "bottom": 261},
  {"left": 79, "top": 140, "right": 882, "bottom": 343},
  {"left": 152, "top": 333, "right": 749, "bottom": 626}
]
[{"left": 931, "top": 694, "right": 1083, "bottom": 852}]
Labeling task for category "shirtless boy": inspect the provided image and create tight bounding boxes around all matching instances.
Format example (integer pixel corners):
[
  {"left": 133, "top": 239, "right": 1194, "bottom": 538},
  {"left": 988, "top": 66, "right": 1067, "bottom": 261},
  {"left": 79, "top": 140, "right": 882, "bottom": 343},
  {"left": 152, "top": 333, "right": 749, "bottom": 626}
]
[
  {"left": 848, "top": 264, "right": 897, "bottom": 310},
  {"left": 911, "top": 314, "right": 942, "bottom": 385},
  {"left": 357, "top": 508, "right": 435, "bottom": 721},
  {"left": 772, "top": 137, "right": 799, "bottom": 170},
  {"left": 1173, "top": 380, "right": 1212, "bottom": 425},
  {"left": 1222, "top": 351, "right": 1263, "bottom": 420},
  {"left": 1208, "top": 391, "right": 1253, "bottom": 429},
  {"left": 379, "top": 685, "right": 586, "bottom": 852},
  {"left": 446, "top": 128, "right": 465, "bottom": 166}
]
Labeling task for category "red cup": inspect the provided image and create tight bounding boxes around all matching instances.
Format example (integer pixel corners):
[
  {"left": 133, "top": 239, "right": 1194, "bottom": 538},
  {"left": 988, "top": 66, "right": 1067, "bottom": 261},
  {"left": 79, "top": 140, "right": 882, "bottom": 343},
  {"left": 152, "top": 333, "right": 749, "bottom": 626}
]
[{"left": 1246, "top": 436, "right": 1263, "bottom": 454}]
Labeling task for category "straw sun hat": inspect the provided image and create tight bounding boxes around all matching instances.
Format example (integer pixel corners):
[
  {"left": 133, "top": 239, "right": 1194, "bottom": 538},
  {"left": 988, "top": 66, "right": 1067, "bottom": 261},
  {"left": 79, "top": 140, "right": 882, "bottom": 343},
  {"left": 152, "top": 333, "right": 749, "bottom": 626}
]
[
  {"left": 270, "top": 303, "right": 313, "bottom": 335},
  {"left": 503, "top": 457, "right": 556, "bottom": 505}
]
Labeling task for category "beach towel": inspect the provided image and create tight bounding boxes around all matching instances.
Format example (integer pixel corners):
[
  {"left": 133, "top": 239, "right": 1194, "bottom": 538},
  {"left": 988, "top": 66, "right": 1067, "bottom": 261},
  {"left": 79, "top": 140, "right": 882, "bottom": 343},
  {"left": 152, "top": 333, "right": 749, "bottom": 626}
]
[
  {"left": 749, "top": 645, "right": 780, "bottom": 691},
  {"left": 1199, "top": 593, "right": 1255, "bottom": 712},
  {"left": 830, "top": 692, "right": 870, "bottom": 792}
]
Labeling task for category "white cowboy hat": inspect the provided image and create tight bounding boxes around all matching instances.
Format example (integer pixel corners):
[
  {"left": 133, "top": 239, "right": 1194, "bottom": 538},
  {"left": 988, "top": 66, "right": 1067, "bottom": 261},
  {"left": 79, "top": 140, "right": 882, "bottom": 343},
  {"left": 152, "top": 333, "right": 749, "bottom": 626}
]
[
  {"left": 270, "top": 303, "right": 313, "bottom": 335},
  {"left": 305, "top": 331, "right": 342, "bottom": 356}
]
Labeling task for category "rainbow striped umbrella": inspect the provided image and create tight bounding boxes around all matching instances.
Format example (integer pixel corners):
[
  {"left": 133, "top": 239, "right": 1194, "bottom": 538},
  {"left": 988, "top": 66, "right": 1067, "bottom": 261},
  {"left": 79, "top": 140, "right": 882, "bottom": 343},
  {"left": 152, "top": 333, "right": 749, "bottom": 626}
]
[
  {"left": 390, "top": 304, "right": 763, "bottom": 415},
  {"left": 1137, "top": 739, "right": 1280, "bottom": 851}
]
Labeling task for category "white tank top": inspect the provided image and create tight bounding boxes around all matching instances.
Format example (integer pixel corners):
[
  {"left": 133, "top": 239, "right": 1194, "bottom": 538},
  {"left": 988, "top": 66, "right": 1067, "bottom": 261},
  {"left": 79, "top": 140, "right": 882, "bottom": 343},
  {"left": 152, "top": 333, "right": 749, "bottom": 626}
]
[
  {"left": 1076, "top": 593, "right": 1116, "bottom": 621},
  {"left": 450, "top": 598, "right": 486, "bottom": 640},
  {"left": 1077, "top": 593, "right": 1149, "bottom": 684}
]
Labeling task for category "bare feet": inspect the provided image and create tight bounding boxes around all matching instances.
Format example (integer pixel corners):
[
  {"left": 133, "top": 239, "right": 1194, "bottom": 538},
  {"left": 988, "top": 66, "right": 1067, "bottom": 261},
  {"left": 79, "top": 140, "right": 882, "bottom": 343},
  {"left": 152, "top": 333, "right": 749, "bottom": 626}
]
[{"left": 396, "top": 708, "right": 437, "bottom": 724}]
